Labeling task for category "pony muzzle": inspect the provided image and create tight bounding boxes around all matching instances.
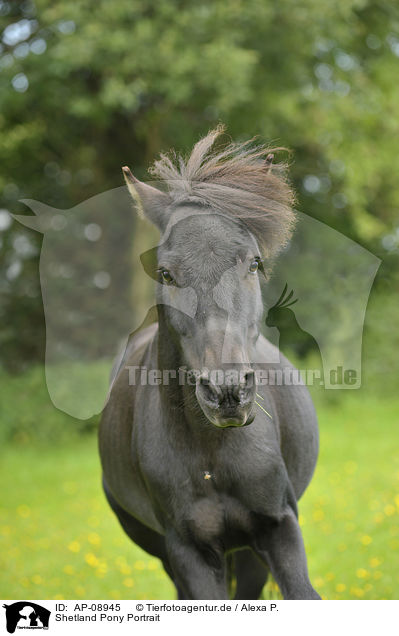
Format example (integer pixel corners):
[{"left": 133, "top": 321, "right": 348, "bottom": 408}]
[{"left": 195, "top": 368, "right": 256, "bottom": 428}]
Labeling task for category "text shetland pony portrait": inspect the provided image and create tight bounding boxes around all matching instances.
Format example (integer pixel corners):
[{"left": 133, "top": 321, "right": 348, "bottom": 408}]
[{"left": 99, "top": 127, "right": 320, "bottom": 600}]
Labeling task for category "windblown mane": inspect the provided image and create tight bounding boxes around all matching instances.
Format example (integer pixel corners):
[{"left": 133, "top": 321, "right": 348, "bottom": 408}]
[{"left": 149, "top": 125, "right": 296, "bottom": 257}]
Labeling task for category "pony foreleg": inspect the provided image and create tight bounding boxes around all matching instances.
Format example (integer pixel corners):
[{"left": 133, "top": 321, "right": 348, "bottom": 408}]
[
  {"left": 233, "top": 548, "right": 269, "bottom": 599},
  {"left": 254, "top": 507, "right": 320, "bottom": 600},
  {"left": 165, "top": 528, "right": 228, "bottom": 600}
]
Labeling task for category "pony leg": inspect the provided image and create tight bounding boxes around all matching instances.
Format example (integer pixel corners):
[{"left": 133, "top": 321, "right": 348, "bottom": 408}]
[
  {"left": 103, "top": 478, "right": 182, "bottom": 597},
  {"left": 254, "top": 507, "right": 320, "bottom": 600},
  {"left": 102, "top": 478, "right": 167, "bottom": 560},
  {"left": 159, "top": 559, "right": 187, "bottom": 599},
  {"left": 233, "top": 548, "right": 269, "bottom": 599},
  {"left": 165, "top": 528, "right": 228, "bottom": 600}
]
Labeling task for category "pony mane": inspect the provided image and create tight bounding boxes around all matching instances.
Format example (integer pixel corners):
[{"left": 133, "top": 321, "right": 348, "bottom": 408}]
[{"left": 149, "top": 125, "right": 296, "bottom": 257}]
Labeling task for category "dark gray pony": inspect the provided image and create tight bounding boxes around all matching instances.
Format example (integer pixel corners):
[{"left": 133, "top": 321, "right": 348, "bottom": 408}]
[{"left": 99, "top": 127, "right": 320, "bottom": 600}]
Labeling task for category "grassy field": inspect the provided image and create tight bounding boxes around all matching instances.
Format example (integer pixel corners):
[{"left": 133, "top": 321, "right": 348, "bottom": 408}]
[{"left": 0, "top": 388, "right": 398, "bottom": 600}]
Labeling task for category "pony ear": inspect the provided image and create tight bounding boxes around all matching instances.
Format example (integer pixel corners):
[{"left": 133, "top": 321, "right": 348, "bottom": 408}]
[{"left": 122, "top": 166, "right": 170, "bottom": 230}]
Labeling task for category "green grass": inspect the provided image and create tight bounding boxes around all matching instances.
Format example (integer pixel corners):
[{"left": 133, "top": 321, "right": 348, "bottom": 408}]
[
  {"left": 0, "top": 389, "right": 398, "bottom": 600},
  {"left": 301, "top": 391, "right": 399, "bottom": 599},
  {"left": 0, "top": 438, "right": 174, "bottom": 600}
]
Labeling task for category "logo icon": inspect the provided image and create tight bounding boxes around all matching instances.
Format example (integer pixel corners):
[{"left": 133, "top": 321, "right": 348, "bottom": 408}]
[{"left": 2, "top": 602, "right": 50, "bottom": 633}]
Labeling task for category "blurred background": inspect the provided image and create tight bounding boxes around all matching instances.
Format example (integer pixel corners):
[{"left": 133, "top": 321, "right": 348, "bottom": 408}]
[{"left": 0, "top": 0, "right": 398, "bottom": 600}]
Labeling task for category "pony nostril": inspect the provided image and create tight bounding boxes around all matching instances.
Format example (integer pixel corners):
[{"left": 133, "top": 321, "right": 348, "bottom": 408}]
[
  {"left": 197, "top": 374, "right": 221, "bottom": 406},
  {"left": 234, "top": 369, "right": 256, "bottom": 403},
  {"left": 243, "top": 370, "right": 255, "bottom": 388}
]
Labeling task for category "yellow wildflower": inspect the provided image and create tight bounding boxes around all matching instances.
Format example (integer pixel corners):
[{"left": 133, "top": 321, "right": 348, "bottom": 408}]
[
  {"left": 85, "top": 552, "right": 99, "bottom": 567},
  {"left": 313, "top": 509, "right": 324, "bottom": 521},
  {"left": 88, "top": 532, "right": 101, "bottom": 546},
  {"left": 148, "top": 560, "right": 159, "bottom": 571},
  {"left": 356, "top": 568, "right": 368, "bottom": 579},
  {"left": 361, "top": 535, "right": 372, "bottom": 546},
  {"left": 369, "top": 557, "right": 381, "bottom": 568},
  {"left": 68, "top": 540, "right": 81, "bottom": 553},
  {"left": 17, "top": 505, "right": 31, "bottom": 518},
  {"left": 134, "top": 560, "right": 146, "bottom": 570}
]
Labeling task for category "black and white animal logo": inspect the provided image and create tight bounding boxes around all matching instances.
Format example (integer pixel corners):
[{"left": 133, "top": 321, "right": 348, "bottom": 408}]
[{"left": 2, "top": 602, "right": 50, "bottom": 633}]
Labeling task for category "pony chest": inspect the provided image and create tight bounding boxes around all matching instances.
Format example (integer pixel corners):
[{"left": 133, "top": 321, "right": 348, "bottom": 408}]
[
  {"left": 185, "top": 494, "right": 253, "bottom": 545},
  {"left": 186, "top": 458, "right": 287, "bottom": 539}
]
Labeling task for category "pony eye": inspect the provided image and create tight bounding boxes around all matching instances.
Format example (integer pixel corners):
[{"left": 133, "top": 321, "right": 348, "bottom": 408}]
[
  {"left": 160, "top": 269, "right": 174, "bottom": 285},
  {"left": 249, "top": 259, "right": 259, "bottom": 273}
]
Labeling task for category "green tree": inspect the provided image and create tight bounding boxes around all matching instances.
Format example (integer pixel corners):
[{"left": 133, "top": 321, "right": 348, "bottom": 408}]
[{"left": 0, "top": 0, "right": 398, "bottom": 368}]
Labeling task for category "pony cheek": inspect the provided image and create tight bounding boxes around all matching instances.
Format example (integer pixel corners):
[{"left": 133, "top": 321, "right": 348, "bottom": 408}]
[{"left": 158, "top": 285, "right": 198, "bottom": 319}]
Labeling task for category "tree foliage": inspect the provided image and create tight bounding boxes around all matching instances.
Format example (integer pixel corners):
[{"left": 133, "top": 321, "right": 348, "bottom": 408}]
[{"left": 0, "top": 0, "right": 398, "bottom": 368}]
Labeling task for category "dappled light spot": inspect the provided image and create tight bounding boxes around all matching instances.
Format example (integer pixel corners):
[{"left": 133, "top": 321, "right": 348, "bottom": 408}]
[
  {"left": 84, "top": 223, "right": 102, "bottom": 242},
  {"left": 11, "top": 72, "right": 29, "bottom": 92}
]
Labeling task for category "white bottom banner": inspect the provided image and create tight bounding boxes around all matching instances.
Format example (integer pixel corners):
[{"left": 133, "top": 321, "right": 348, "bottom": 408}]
[{"left": 1, "top": 599, "right": 397, "bottom": 635}]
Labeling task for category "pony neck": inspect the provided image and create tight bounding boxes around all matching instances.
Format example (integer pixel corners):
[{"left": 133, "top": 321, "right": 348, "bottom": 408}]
[{"left": 155, "top": 308, "right": 212, "bottom": 434}]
